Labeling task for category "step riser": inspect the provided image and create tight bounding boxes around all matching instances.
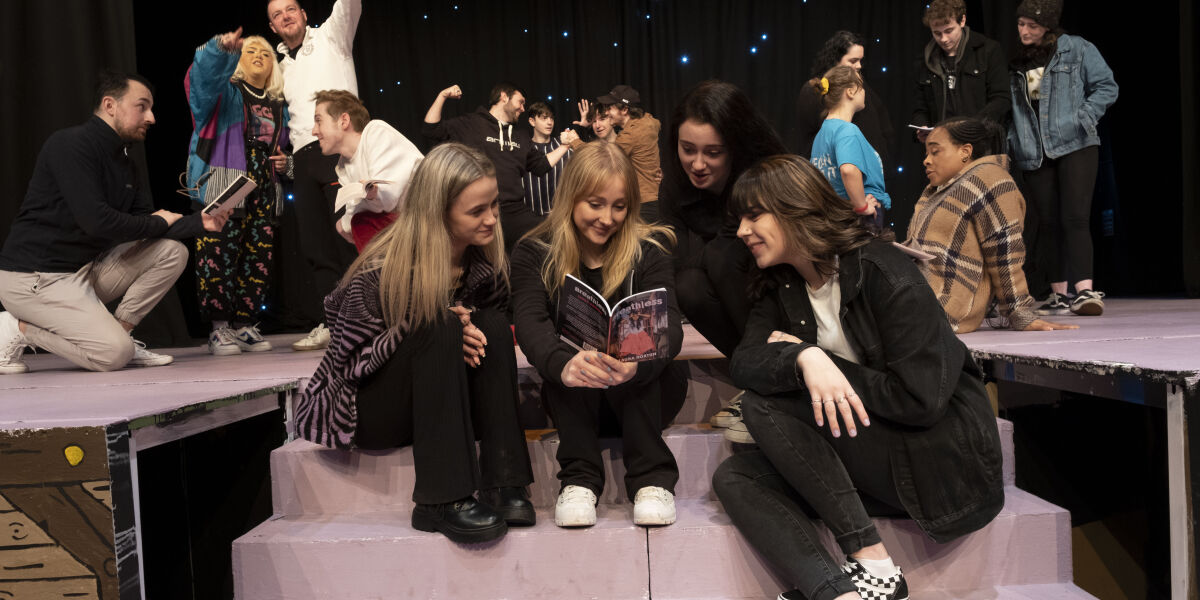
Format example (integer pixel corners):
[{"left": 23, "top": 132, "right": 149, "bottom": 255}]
[
  {"left": 273, "top": 420, "right": 1014, "bottom": 517},
  {"left": 234, "top": 508, "right": 650, "bottom": 600},
  {"left": 235, "top": 489, "right": 1074, "bottom": 599},
  {"left": 649, "top": 493, "right": 1071, "bottom": 598}
]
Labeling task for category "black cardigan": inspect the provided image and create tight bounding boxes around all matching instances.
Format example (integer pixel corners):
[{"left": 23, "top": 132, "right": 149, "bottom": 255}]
[{"left": 730, "top": 239, "right": 1004, "bottom": 543}]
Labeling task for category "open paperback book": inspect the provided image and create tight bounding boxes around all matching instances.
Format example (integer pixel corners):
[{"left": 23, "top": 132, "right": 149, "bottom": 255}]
[
  {"left": 201, "top": 175, "right": 257, "bottom": 216},
  {"left": 557, "top": 274, "right": 670, "bottom": 362}
]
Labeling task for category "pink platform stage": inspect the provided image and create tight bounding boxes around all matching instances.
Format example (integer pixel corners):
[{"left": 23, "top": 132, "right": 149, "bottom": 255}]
[{"left": 1, "top": 299, "right": 1197, "bottom": 599}]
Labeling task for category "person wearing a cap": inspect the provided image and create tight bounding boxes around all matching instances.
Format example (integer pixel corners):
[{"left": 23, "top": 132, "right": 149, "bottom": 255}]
[
  {"left": 911, "top": 0, "right": 1010, "bottom": 141},
  {"left": 601, "top": 85, "right": 663, "bottom": 223},
  {"left": 1008, "top": 0, "right": 1118, "bottom": 317}
]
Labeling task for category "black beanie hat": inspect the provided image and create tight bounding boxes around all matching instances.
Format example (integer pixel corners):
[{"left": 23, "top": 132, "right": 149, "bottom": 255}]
[{"left": 1017, "top": 0, "right": 1062, "bottom": 30}]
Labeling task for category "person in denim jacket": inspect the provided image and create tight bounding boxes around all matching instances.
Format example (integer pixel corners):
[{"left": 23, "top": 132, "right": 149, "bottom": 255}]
[
  {"left": 1008, "top": 0, "right": 1118, "bottom": 316},
  {"left": 711, "top": 156, "right": 1003, "bottom": 600}
]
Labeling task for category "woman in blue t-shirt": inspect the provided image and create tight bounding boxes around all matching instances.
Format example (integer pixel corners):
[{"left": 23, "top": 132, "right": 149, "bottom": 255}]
[{"left": 809, "top": 66, "right": 891, "bottom": 230}]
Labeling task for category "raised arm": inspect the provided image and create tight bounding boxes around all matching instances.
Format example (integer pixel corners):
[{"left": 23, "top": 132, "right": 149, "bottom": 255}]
[
  {"left": 186, "top": 31, "right": 242, "bottom": 122},
  {"left": 422, "top": 84, "right": 462, "bottom": 141},
  {"left": 322, "top": 0, "right": 362, "bottom": 57}
]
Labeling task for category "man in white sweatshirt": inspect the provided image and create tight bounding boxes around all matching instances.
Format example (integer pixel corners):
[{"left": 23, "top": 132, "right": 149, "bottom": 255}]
[
  {"left": 267, "top": 0, "right": 360, "bottom": 351},
  {"left": 312, "top": 90, "right": 423, "bottom": 251}
]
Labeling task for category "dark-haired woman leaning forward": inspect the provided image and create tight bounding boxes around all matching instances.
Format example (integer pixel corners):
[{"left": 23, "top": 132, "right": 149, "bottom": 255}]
[{"left": 711, "top": 155, "right": 1003, "bottom": 600}]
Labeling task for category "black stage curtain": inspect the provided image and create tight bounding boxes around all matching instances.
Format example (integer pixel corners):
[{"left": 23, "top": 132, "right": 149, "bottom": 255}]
[{"left": 2, "top": 1, "right": 1194, "bottom": 344}]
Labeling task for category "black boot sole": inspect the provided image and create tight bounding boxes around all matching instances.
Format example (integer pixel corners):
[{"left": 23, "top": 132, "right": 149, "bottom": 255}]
[
  {"left": 411, "top": 511, "right": 508, "bottom": 544},
  {"left": 496, "top": 505, "right": 537, "bottom": 527}
]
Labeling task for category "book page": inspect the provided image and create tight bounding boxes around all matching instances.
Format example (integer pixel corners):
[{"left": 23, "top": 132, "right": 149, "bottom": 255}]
[
  {"left": 607, "top": 288, "right": 669, "bottom": 362},
  {"left": 557, "top": 274, "right": 612, "bottom": 352},
  {"left": 202, "top": 175, "right": 256, "bottom": 216}
]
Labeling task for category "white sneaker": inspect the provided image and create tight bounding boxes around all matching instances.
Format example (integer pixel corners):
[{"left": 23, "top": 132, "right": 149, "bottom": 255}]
[
  {"left": 723, "top": 420, "right": 756, "bottom": 444},
  {"left": 0, "top": 312, "right": 29, "bottom": 374},
  {"left": 127, "top": 338, "right": 173, "bottom": 367},
  {"left": 554, "top": 485, "right": 598, "bottom": 527},
  {"left": 233, "top": 324, "right": 272, "bottom": 352},
  {"left": 208, "top": 327, "right": 241, "bottom": 356},
  {"left": 292, "top": 323, "right": 330, "bottom": 351},
  {"left": 633, "top": 486, "right": 676, "bottom": 526}
]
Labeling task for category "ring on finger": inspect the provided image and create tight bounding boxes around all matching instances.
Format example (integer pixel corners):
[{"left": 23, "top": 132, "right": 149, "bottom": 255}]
[{"left": 837, "top": 396, "right": 848, "bottom": 405}]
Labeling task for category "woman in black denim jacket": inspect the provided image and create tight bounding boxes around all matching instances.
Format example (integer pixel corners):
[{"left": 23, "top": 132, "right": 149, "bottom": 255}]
[{"left": 711, "top": 155, "right": 1003, "bottom": 600}]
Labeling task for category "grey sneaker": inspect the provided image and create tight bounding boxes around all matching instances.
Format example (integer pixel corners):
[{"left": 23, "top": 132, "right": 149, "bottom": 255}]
[
  {"left": 1069, "top": 289, "right": 1105, "bottom": 316},
  {"left": 208, "top": 327, "right": 241, "bottom": 356},
  {"left": 128, "top": 338, "right": 174, "bottom": 367},
  {"left": 1035, "top": 292, "right": 1071, "bottom": 316},
  {"left": 292, "top": 323, "right": 330, "bottom": 351},
  {"left": 233, "top": 324, "right": 272, "bottom": 352},
  {"left": 0, "top": 312, "right": 29, "bottom": 374},
  {"left": 709, "top": 390, "right": 746, "bottom": 428}
]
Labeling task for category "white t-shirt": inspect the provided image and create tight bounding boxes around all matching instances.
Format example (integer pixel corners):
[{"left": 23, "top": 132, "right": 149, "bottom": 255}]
[{"left": 805, "top": 270, "right": 861, "bottom": 365}]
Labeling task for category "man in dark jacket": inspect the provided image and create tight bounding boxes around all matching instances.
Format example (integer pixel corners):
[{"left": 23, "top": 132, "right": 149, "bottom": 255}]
[
  {"left": 423, "top": 82, "right": 570, "bottom": 253},
  {"left": 0, "top": 70, "right": 228, "bottom": 373},
  {"left": 911, "top": 0, "right": 1011, "bottom": 140}
]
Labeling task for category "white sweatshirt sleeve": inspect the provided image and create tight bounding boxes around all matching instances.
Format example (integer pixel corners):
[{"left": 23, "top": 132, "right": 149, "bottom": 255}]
[{"left": 322, "top": 0, "right": 362, "bottom": 57}]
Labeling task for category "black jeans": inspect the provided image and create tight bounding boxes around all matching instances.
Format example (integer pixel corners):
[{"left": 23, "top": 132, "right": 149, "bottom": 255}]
[
  {"left": 543, "top": 372, "right": 679, "bottom": 500},
  {"left": 675, "top": 233, "right": 753, "bottom": 357},
  {"left": 355, "top": 308, "right": 534, "bottom": 504},
  {"left": 712, "top": 391, "right": 906, "bottom": 600},
  {"left": 292, "top": 142, "right": 358, "bottom": 307},
  {"left": 1023, "top": 145, "right": 1099, "bottom": 285}
]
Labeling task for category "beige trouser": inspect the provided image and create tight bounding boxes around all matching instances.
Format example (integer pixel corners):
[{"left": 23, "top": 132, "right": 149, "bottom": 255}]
[{"left": 0, "top": 239, "right": 187, "bottom": 371}]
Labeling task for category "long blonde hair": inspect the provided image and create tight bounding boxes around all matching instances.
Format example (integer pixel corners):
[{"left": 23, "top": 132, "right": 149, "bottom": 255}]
[
  {"left": 231, "top": 36, "right": 285, "bottom": 100},
  {"left": 342, "top": 143, "right": 503, "bottom": 329},
  {"left": 523, "top": 140, "right": 674, "bottom": 298}
]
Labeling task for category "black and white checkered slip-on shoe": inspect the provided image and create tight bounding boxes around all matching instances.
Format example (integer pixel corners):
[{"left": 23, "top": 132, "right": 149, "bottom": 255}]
[{"left": 842, "top": 557, "right": 909, "bottom": 600}]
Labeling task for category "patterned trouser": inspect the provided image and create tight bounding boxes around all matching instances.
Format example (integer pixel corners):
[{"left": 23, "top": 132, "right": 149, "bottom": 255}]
[{"left": 195, "top": 195, "right": 276, "bottom": 323}]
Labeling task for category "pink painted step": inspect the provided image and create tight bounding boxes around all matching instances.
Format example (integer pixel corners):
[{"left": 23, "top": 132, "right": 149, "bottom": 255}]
[
  {"left": 272, "top": 421, "right": 1016, "bottom": 517},
  {"left": 233, "top": 506, "right": 650, "bottom": 600},
  {"left": 650, "top": 491, "right": 1075, "bottom": 599},
  {"left": 234, "top": 487, "right": 1086, "bottom": 600}
]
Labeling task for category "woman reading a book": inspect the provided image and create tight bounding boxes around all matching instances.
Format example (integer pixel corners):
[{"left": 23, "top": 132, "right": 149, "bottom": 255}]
[
  {"left": 510, "top": 141, "right": 682, "bottom": 529},
  {"left": 711, "top": 155, "right": 1005, "bottom": 600},
  {"left": 185, "top": 28, "right": 289, "bottom": 355},
  {"left": 295, "top": 143, "right": 535, "bottom": 545},
  {"left": 906, "top": 117, "right": 1076, "bottom": 333}
]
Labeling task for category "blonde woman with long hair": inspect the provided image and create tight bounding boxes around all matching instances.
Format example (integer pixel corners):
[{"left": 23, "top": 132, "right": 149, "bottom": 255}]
[
  {"left": 296, "top": 143, "right": 535, "bottom": 545},
  {"left": 185, "top": 28, "right": 290, "bottom": 355},
  {"left": 510, "top": 141, "right": 683, "bottom": 528}
]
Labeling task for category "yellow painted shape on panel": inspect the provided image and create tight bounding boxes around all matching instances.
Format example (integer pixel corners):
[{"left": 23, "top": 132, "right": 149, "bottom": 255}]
[{"left": 63, "top": 445, "right": 85, "bottom": 467}]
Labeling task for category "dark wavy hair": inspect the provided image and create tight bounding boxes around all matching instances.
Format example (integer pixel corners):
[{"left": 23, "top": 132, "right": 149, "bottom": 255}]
[
  {"left": 732, "top": 155, "right": 888, "bottom": 295},
  {"left": 809, "top": 31, "right": 865, "bottom": 78},
  {"left": 662, "top": 80, "right": 787, "bottom": 212},
  {"left": 935, "top": 116, "right": 1007, "bottom": 159}
]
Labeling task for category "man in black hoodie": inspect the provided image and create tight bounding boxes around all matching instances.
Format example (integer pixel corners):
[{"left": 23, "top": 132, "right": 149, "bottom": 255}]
[
  {"left": 911, "top": 0, "right": 1010, "bottom": 140},
  {"left": 423, "top": 83, "right": 571, "bottom": 253}
]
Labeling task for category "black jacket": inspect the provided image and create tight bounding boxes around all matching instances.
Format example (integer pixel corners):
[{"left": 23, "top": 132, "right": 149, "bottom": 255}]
[
  {"left": 510, "top": 238, "right": 683, "bottom": 388},
  {"left": 0, "top": 117, "right": 206, "bottom": 273},
  {"left": 911, "top": 28, "right": 1012, "bottom": 128},
  {"left": 422, "top": 108, "right": 551, "bottom": 205},
  {"left": 730, "top": 240, "right": 1004, "bottom": 543}
]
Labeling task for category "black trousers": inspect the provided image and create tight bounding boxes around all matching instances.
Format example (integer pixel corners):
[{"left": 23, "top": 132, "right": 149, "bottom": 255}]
[
  {"left": 292, "top": 142, "right": 358, "bottom": 308},
  {"left": 675, "top": 233, "right": 753, "bottom": 357},
  {"left": 1023, "top": 146, "right": 1099, "bottom": 285},
  {"left": 500, "top": 199, "right": 546, "bottom": 255},
  {"left": 712, "top": 391, "right": 906, "bottom": 600},
  {"left": 355, "top": 308, "right": 534, "bottom": 504},
  {"left": 543, "top": 371, "right": 679, "bottom": 500}
]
